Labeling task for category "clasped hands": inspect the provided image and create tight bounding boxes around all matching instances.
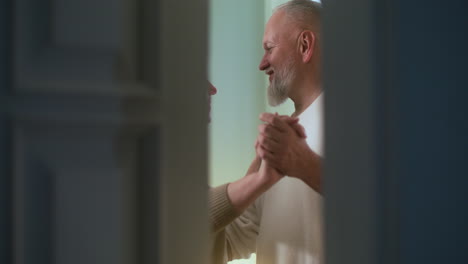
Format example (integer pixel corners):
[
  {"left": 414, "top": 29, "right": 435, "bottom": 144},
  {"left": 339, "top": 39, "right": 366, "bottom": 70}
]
[
  {"left": 255, "top": 113, "right": 321, "bottom": 192},
  {"left": 228, "top": 112, "right": 321, "bottom": 214}
]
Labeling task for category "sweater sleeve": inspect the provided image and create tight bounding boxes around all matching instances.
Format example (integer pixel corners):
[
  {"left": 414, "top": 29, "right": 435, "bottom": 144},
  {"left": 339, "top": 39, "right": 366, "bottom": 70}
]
[
  {"left": 209, "top": 183, "right": 240, "bottom": 233},
  {"left": 209, "top": 184, "right": 261, "bottom": 262}
]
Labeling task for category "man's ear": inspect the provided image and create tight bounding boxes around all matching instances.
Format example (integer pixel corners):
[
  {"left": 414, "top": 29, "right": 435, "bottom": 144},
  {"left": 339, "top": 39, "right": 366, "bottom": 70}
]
[{"left": 299, "top": 30, "right": 315, "bottom": 63}]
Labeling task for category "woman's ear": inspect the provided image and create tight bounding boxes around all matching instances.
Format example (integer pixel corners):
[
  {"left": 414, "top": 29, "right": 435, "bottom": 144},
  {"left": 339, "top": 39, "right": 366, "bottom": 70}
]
[{"left": 299, "top": 30, "right": 316, "bottom": 63}]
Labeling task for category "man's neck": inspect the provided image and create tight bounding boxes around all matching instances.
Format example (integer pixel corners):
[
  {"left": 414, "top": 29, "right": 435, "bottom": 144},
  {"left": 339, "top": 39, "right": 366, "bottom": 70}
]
[{"left": 291, "top": 84, "right": 321, "bottom": 118}]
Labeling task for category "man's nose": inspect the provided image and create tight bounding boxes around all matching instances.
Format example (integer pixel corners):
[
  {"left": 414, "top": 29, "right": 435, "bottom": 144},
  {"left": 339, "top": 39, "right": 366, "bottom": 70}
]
[{"left": 259, "top": 57, "right": 269, "bottom": 71}]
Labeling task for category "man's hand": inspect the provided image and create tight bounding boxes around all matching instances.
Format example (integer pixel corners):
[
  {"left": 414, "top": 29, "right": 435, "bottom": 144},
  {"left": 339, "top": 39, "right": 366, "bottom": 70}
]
[
  {"left": 279, "top": 115, "right": 307, "bottom": 139},
  {"left": 256, "top": 113, "right": 322, "bottom": 193}
]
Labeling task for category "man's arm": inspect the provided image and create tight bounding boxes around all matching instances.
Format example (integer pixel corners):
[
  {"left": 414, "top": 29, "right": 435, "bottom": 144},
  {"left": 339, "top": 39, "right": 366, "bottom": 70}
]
[{"left": 256, "top": 113, "right": 322, "bottom": 193}]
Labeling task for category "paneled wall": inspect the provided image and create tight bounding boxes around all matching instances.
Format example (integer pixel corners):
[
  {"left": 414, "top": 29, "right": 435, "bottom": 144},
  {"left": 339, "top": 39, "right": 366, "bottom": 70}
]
[
  {"left": 10, "top": 0, "right": 158, "bottom": 263},
  {"left": 2, "top": 0, "right": 209, "bottom": 263}
]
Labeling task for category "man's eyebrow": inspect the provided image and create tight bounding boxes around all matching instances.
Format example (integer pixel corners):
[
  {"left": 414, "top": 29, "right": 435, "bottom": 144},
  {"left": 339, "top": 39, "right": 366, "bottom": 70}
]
[{"left": 263, "top": 42, "right": 274, "bottom": 49}]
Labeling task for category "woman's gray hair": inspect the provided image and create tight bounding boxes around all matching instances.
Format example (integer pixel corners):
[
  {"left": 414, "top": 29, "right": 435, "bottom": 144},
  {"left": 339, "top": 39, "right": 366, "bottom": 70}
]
[{"left": 274, "top": 0, "right": 322, "bottom": 30}]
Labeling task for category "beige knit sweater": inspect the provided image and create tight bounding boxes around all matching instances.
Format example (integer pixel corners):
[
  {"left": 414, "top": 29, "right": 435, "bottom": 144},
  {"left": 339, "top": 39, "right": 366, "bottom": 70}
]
[{"left": 209, "top": 183, "right": 239, "bottom": 264}]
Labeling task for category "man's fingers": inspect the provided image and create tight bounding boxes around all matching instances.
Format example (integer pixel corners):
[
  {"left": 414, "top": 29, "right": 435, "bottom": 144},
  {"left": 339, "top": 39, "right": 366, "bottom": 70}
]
[
  {"left": 279, "top": 115, "right": 299, "bottom": 125},
  {"left": 259, "top": 113, "right": 289, "bottom": 132},
  {"left": 291, "top": 123, "right": 307, "bottom": 138},
  {"left": 272, "top": 115, "right": 306, "bottom": 139},
  {"left": 257, "top": 133, "right": 281, "bottom": 153},
  {"left": 257, "top": 147, "right": 284, "bottom": 174},
  {"left": 258, "top": 123, "right": 282, "bottom": 142},
  {"left": 261, "top": 113, "right": 305, "bottom": 138},
  {"left": 256, "top": 145, "right": 279, "bottom": 166},
  {"left": 279, "top": 116, "right": 306, "bottom": 138}
]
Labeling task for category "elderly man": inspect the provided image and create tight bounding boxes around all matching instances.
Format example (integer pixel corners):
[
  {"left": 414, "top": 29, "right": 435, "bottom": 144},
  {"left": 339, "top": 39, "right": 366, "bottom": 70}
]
[{"left": 210, "top": 1, "right": 323, "bottom": 263}]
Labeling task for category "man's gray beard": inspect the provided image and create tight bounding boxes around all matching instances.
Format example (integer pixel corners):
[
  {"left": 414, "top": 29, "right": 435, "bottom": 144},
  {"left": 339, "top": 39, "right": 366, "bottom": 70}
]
[{"left": 267, "top": 58, "right": 296, "bottom": 107}]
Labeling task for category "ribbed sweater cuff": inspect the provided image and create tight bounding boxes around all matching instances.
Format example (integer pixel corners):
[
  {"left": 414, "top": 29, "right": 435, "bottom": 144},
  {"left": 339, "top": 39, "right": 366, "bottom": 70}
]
[{"left": 209, "top": 183, "right": 240, "bottom": 233}]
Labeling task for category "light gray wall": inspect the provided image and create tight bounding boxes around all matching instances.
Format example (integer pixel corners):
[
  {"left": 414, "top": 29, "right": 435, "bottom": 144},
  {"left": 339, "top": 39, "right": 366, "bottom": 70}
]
[{"left": 208, "top": 0, "right": 265, "bottom": 186}]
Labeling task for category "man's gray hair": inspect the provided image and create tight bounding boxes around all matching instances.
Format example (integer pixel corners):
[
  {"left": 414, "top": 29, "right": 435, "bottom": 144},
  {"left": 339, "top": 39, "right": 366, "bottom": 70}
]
[{"left": 274, "top": 0, "right": 322, "bottom": 30}]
